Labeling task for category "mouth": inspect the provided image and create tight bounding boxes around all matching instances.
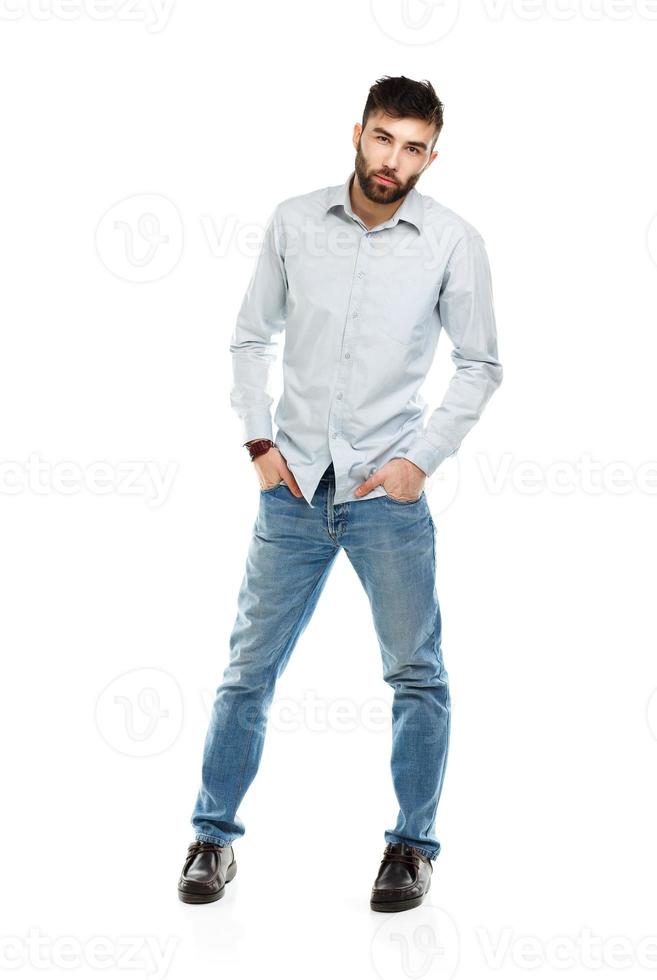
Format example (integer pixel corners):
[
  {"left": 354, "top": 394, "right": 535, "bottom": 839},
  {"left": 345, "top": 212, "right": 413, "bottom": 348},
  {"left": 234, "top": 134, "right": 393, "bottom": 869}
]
[{"left": 374, "top": 173, "right": 397, "bottom": 186}]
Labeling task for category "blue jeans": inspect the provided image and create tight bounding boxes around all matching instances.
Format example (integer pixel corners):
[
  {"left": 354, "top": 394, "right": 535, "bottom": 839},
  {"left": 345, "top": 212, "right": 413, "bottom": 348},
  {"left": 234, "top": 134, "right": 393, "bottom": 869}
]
[{"left": 191, "top": 463, "right": 451, "bottom": 861}]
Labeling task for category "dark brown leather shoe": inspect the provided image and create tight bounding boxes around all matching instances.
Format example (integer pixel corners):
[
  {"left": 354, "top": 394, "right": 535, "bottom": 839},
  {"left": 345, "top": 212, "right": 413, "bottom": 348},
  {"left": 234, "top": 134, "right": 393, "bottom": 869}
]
[
  {"left": 178, "top": 841, "right": 237, "bottom": 904},
  {"left": 370, "top": 842, "right": 432, "bottom": 912}
]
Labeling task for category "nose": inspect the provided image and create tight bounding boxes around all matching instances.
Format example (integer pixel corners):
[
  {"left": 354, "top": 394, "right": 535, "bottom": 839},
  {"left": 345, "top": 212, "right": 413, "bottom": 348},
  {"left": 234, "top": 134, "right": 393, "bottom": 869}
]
[{"left": 381, "top": 152, "right": 400, "bottom": 172}]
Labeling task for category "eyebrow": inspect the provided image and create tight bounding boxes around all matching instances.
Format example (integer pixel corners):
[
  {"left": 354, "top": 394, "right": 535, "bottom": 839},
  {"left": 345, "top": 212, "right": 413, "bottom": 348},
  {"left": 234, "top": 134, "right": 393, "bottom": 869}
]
[{"left": 370, "top": 126, "right": 429, "bottom": 151}]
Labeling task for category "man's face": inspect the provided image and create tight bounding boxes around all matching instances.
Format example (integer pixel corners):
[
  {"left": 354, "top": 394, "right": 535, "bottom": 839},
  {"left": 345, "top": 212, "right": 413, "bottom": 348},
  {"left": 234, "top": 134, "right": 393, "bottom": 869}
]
[{"left": 353, "top": 110, "right": 438, "bottom": 205}]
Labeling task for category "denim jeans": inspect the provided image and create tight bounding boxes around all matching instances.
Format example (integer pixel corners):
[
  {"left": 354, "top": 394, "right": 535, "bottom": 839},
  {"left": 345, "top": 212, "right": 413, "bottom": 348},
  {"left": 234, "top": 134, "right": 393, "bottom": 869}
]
[{"left": 191, "top": 462, "right": 451, "bottom": 861}]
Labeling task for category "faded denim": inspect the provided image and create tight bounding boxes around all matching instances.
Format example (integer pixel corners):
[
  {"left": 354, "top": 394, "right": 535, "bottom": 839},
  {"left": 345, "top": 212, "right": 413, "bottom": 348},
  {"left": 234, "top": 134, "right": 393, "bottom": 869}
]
[{"left": 191, "top": 463, "right": 450, "bottom": 861}]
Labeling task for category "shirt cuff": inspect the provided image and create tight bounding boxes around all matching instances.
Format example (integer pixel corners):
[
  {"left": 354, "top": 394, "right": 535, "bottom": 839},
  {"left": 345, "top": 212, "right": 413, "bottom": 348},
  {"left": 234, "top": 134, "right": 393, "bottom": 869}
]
[
  {"left": 399, "top": 435, "right": 455, "bottom": 478},
  {"left": 241, "top": 414, "right": 273, "bottom": 445}
]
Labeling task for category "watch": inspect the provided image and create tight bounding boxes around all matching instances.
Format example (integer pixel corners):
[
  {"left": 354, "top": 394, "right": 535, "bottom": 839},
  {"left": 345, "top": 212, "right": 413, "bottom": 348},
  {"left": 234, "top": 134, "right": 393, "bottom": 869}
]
[{"left": 244, "top": 438, "right": 276, "bottom": 462}]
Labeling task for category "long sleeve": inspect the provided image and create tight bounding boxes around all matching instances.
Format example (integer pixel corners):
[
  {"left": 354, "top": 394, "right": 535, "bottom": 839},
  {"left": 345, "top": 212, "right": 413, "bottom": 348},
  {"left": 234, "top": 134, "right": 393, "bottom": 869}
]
[
  {"left": 401, "top": 233, "right": 504, "bottom": 477},
  {"left": 229, "top": 204, "right": 288, "bottom": 444}
]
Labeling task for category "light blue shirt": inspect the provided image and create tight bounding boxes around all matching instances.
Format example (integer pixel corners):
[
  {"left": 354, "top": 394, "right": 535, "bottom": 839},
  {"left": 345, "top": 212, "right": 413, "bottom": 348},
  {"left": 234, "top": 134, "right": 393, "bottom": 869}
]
[{"left": 230, "top": 170, "right": 503, "bottom": 508}]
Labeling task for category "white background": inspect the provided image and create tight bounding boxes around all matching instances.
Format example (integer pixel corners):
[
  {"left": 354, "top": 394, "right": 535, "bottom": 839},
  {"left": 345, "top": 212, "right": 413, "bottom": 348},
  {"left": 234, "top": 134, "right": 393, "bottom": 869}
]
[{"left": 1, "top": 1, "right": 657, "bottom": 978}]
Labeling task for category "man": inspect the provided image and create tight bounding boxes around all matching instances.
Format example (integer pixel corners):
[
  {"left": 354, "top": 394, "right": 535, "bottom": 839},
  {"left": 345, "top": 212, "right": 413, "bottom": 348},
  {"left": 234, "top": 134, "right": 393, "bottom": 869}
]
[{"left": 178, "top": 74, "right": 503, "bottom": 912}]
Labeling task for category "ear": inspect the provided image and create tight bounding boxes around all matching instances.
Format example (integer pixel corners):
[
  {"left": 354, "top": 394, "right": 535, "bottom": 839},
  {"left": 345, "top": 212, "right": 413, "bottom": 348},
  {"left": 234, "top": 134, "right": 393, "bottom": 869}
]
[{"left": 352, "top": 123, "right": 362, "bottom": 150}]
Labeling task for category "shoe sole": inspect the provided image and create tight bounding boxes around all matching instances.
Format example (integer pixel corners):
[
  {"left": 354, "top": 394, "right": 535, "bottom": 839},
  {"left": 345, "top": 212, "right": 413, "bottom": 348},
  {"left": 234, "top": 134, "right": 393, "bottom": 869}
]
[
  {"left": 178, "top": 859, "right": 237, "bottom": 904},
  {"left": 370, "top": 875, "right": 431, "bottom": 912}
]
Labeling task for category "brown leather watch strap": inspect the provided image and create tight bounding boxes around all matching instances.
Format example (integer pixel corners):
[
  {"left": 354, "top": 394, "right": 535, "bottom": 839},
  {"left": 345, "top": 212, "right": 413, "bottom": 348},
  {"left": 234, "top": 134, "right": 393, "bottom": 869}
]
[{"left": 244, "top": 438, "right": 275, "bottom": 462}]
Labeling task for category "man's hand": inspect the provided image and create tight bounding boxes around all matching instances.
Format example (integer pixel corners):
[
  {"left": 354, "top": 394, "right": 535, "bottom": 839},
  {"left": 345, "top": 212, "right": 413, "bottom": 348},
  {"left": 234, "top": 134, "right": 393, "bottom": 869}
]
[
  {"left": 354, "top": 458, "right": 426, "bottom": 501},
  {"left": 254, "top": 446, "right": 303, "bottom": 496}
]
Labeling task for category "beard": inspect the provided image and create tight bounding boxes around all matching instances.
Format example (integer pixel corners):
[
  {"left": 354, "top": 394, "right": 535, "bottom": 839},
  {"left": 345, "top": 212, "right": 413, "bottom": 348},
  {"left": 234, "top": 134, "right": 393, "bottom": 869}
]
[{"left": 353, "top": 139, "right": 422, "bottom": 205}]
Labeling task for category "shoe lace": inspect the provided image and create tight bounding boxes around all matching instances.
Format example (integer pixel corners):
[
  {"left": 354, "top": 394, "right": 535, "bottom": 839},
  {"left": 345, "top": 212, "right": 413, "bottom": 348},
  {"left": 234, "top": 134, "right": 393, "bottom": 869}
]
[
  {"left": 381, "top": 844, "right": 423, "bottom": 868},
  {"left": 182, "top": 840, "right": 227, "bottom": 879},
  {"left": 188, "top": 841, "right": 224, "bottom": 854}
]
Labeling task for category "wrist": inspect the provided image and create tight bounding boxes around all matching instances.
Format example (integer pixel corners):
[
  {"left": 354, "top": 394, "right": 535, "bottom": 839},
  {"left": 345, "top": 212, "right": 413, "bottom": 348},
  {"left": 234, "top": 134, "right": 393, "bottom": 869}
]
[{"left": 245, "top": 438, "right": 276, "bottom": 462}]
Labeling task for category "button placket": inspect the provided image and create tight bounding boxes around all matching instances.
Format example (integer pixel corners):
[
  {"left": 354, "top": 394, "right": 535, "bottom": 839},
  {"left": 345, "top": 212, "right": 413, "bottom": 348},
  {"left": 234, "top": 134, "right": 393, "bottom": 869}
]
[
  {"left": 330, "top": 231, "right": 370, "bottom": 444},
  {"left": 348, "top": 229, "right": 371, "bottom": 327}
]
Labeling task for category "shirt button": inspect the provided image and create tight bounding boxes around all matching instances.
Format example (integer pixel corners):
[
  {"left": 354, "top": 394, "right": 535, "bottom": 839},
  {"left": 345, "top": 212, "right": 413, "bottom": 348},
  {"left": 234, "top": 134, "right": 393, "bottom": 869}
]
[
  {"left": 357, "top": 272, "right": 364, "bottom": 278},
  {"left": 344, "top": 353, "right": 350, "bottom": 359},
  {"left": 351, "top": 311, "right": 359, "bottom": 318},
  {"left": 337, "top": 392, "right": 343, "bottom": 399}
]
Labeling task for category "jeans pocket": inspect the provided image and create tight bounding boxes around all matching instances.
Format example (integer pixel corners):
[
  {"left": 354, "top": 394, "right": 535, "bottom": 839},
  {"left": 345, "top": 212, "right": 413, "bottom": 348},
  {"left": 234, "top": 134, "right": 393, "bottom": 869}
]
[
  {"left": 260, "top": 479, "right": 286, "bottom": 493},
  {"left": 383, "top": 485, "right": 424, "bottom": 505}
]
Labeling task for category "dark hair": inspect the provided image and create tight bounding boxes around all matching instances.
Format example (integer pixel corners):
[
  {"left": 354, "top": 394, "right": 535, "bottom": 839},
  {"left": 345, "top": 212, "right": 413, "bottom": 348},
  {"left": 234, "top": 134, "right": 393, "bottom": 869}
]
[{"left": 362, "top": 75, "right": 444, "bottom": 147}]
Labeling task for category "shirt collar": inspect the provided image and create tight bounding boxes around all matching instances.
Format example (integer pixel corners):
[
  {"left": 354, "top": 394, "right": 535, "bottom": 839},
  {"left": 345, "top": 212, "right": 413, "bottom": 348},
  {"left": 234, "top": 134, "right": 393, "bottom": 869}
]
[{"left": 325, "top": 170, "right": 424, "bottom": 233}]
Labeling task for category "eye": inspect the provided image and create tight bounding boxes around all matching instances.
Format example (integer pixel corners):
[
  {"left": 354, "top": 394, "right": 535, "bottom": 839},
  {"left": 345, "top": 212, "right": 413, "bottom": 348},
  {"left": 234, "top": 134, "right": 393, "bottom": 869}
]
[
  {"left": 377, "top": 135, "right": 389, "bottom": 143},
  {"left": 408, "top": 146, "right": 419, "bottom": 154}
]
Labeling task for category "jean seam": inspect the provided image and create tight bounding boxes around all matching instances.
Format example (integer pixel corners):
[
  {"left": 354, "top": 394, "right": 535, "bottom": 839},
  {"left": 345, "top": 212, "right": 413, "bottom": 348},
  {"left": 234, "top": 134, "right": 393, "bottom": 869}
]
[
  {"left": 195, "top": 833, "right": 231, "bottom": 847},
  {"left": 420, "top": 507, "right": 448, "bottom": 851},
  {"left": 385, "top": 836, "right": 437, "bottom": 860}
]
